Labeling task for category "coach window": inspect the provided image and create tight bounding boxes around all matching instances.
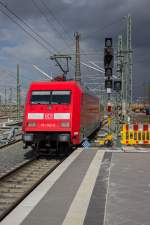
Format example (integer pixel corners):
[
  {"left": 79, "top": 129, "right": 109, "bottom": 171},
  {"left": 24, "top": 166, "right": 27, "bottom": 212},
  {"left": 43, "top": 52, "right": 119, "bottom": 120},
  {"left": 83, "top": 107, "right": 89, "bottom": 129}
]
[
  {"left": 142, "top": 132, "right": 145, "bottom": 141},
  {"left": 130, "top": 132, "right": 133, "bottom": 139},
  {"left": 51, "top": 91, "right": 71, "bottom": 104},
  {"left": 146, "top": 132, "right": 150, "bottom": 140},
  {"left": 31, "top": 91, "right": 50, "bottom": 104},
  {"left": 138, "top": 132, "right": 141, "bottom": 141},
  {"left": 146, "top": 132, "right": 148, "bottom": 140},
  {"left": 134, "top": 132, "right": 137, "bottom": 140}
]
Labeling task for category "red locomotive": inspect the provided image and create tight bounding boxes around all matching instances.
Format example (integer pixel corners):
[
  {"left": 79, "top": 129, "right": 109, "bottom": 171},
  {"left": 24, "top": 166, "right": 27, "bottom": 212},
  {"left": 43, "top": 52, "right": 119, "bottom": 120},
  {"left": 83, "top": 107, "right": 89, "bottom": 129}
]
[{"left": 22, "top": 80, "right": 101, "bottom": 154}]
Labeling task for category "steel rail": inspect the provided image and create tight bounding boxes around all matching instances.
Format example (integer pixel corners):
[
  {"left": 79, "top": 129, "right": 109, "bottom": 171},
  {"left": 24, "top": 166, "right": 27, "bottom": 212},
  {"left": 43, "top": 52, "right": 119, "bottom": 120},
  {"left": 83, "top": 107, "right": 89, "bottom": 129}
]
[
  {"left": 0, "top": 157, "right": 62, "bottom": 221},
  {"left": 0, "top": 135, "right": 22, "bottom": 150}
]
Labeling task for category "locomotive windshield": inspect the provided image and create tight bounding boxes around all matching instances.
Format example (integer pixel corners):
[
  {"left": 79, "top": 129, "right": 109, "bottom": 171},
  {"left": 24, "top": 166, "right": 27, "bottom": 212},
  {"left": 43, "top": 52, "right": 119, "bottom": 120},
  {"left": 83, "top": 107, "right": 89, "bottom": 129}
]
[
  {"left": 31, "top": 90, "right": 71, "bottom": 104},
  {"left": 51, "top": 91, "right": 71, "bottom": 104},
  {"left": 31, "top": 91, "right": 50, "bottom": 104}
]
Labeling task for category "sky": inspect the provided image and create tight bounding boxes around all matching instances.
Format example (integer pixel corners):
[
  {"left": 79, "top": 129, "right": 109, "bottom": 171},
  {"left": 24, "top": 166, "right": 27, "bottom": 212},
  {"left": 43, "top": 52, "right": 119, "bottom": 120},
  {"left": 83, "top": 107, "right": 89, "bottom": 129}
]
[{"left": 0, "top": 0, "right": 150, "bottom": 103}]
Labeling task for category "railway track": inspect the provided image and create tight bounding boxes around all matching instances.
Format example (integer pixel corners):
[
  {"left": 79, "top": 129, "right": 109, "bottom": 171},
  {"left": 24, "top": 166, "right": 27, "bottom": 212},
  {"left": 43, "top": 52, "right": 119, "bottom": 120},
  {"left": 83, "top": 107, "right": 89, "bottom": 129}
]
[
  {"left": 0, "top": 158, "right": 62, "bottom": 221},
  {"left": 0, "top": 135, "right": 22, "bottom": 150}
]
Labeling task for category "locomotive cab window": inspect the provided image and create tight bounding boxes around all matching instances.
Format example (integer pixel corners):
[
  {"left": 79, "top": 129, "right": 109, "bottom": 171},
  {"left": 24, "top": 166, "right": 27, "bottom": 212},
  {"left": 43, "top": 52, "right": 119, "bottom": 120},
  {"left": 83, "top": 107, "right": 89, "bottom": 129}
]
[
  {"left": 51, "top": 91, "right": 71, "bottom": 104},
  {"left": 31, "top": 91, "right": 50, "bottom": 104}
]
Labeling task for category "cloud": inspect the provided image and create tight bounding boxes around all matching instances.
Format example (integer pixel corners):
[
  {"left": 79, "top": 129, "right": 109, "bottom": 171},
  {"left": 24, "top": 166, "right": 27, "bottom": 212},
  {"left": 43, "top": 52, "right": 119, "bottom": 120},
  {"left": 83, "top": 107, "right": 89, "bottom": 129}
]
[{"left": 0, "top": 0, "right": 149, "bottom": 101}]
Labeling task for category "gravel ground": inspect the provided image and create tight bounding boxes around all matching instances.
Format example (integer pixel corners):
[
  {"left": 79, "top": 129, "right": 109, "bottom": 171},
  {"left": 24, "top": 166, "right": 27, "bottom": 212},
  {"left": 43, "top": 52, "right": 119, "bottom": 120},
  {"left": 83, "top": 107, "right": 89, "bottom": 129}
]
[{"left": 0, "top": 142, "right": 33, "bottom": 177}]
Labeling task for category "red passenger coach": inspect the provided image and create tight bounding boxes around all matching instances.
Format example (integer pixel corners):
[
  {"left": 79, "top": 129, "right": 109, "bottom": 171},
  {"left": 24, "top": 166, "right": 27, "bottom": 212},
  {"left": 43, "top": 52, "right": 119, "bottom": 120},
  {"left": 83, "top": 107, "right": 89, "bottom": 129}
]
[{"left": 22, "top": 81, "right": 100, "bottom": 154}]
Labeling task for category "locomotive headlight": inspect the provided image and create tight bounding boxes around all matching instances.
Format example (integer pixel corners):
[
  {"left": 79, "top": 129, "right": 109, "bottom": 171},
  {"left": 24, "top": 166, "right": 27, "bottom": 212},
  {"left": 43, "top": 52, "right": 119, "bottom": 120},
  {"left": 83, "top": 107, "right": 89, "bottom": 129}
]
[
  {"left": 27, "top": 121, "right": 37, "bottom": 127},
  {"left": 61, "top": 121, "right": 70, "bottom": 128}
]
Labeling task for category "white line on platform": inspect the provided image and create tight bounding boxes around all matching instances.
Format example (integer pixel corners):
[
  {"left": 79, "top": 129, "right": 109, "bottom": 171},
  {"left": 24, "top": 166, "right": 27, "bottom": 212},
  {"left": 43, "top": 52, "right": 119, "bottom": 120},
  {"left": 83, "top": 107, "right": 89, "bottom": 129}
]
[
  {"left": 1, "top": 148, "right": 83, "bottom": 225},
  {"left": 62, "top": 150, "right": 104, "bottom": 225}
]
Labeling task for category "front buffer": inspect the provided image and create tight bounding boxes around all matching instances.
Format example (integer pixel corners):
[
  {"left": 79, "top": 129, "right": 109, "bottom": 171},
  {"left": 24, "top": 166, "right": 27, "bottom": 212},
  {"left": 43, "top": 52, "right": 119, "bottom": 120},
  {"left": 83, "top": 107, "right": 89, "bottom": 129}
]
[{"left": 23, "top": 131, "right": 71, "bottom": 155}]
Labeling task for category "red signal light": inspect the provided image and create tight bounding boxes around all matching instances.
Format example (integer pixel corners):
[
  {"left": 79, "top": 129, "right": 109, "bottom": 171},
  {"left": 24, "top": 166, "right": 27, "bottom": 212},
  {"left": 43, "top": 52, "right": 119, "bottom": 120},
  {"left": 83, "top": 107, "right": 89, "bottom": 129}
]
[{"left": 107, "top": 106, "right": 112, "bottom": 112}]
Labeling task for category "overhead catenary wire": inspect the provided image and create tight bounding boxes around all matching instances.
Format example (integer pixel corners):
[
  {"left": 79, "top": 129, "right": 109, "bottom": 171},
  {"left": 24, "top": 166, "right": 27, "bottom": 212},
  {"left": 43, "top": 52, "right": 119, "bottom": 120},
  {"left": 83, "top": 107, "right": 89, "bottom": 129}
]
[
  {"left": 41, "top": 0, "right": 95, "bottom": 73},
  {"left": 0, "top": 67, "right": 34, "bottom": 88},
  {"left": 0, "top": 2, "right": 76, "bottom": 88},
  {"left": 40, "top": 0, "right": 74, "bottom": 44},
  {"left": 31, "top": 0, "right": 71, "bottom": 49},
  {"left": 31, "top": 0, "right": 74, "bottom": 72},
  {"left": 0, "top": 5, "right": 74, "bottom": 81},
  {"left": 39, "top": 0, "right": 96, "bottom": 68},
  {"left": 35, "top": 1, "right": 123, "bottom": 73},
  {"left": 0, "top": 1, "right": 116, "bottom": 83},
  {"left": 0, "top": 63, "right": 47, "bottom": 88},
  {"left": 81, "top": 62, "right": 104, "bottom": 73},
  {"left": 0, "top": 1, "right": 60, "bottom": 54},
  {"left": 2, "top": 48, "right": 53, "bottom": 69},
  {"left": 0, "top": 0, "right": 75, "bottom": 74},
  {"left": 33, "top": 0, "right": 103, "bottom": 74},
  {"left": 32, "top": 64, "right": 53, "bottom": 80},
  {"left": 89, "top": 61, "right": 104, "bottom": 71},
  {"left": 0, "top": 8, "right": 53, "bottom": 54},
  {"left": 77, "top": 18, "right": 125, "bottom": 65},
  {"left": 40, "top": 0, "right": 99, "bottom": 61},
  {"left": 0, "top": 55, "right": 51, "bottom": 85}
]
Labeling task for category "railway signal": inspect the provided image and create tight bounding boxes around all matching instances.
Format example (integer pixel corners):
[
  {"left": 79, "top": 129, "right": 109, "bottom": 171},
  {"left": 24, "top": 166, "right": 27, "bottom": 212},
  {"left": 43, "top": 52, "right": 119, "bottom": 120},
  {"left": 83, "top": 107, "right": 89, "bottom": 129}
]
[
  {"left": 104, "top": 38, "right": 114, "bottom": 69},
  {"left": 107, "top": 105, "right": 112, "bottom": 113},
  {"left": 104, "top": 48, "right": 114, "bottom": 69},
  {"left": 146, "top": 108, "right": 150, "bottom": 115},
  {"left": 105, "top": 68, "right": 112, "bottom": 77},
  {"left": 105, "top": 38, "right": 113, "bottom": 48},
  {"left": 114, "top": 80, "right": 122, "bottom": 92},
  {"left": 104, "top": 38, "right": 114, "bottom": 135},
  {"left": 104, "top": 38, "right": 114, "bottom": 94},
  {"left": 105, "top": 79, "right": 112, "bottom": 89}
]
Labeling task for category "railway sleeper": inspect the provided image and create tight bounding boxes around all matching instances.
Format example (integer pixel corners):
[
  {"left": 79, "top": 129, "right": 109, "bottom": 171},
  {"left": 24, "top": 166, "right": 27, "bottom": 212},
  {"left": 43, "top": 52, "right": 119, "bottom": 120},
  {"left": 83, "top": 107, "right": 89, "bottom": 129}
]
[
  {"left": 0, "top": 198, "right": 16, "bottom": 204},
  {"left": 2, "top": 179, "right": 27, "bottom": 184},
  {"left": 0, "top": 183, "right": 31, "bottom": 189},
  {"left": 12, "top": 172, "right": 45, "bottom": 177},
  {"left": 0, "top": 206, "right": 9, "bottom": 212},
  {"left": 0, "top": 188, "right": 25, "bottom": 193},
  {"left": 0, "top": 192, "right": 21, "bottom": 198}
]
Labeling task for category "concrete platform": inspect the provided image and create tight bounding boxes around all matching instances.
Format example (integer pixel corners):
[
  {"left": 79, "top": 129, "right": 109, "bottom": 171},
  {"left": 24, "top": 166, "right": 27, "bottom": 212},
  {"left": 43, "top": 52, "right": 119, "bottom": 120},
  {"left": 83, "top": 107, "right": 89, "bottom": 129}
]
[
  {"left": 104, "top": 152, "right": 150, "bottom": 225},
  {"left": 1, "top": 147, "right": 150, "bottom": 225}
]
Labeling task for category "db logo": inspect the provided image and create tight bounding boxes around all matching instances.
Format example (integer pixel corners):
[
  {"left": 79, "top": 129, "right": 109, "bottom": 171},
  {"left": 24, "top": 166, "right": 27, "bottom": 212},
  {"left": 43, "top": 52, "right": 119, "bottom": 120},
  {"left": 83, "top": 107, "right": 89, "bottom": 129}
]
[{"left": 44, "top": 113, "right": 53, "bottom": 119}]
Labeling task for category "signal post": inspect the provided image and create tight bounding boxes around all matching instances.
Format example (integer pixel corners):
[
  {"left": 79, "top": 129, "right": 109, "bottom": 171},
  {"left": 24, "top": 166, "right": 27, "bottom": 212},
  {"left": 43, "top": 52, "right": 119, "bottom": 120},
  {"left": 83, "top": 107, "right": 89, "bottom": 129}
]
[{"left": 104, "top": 38, "right": 114, "bottom": 134}]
